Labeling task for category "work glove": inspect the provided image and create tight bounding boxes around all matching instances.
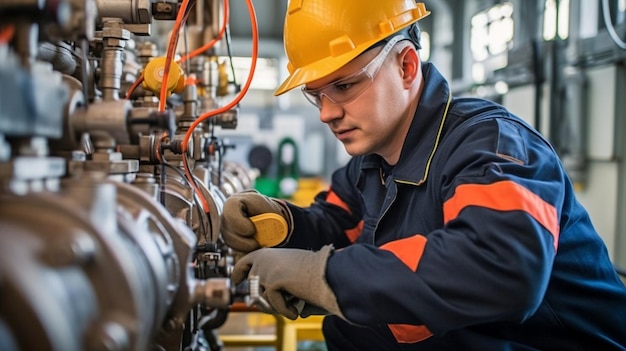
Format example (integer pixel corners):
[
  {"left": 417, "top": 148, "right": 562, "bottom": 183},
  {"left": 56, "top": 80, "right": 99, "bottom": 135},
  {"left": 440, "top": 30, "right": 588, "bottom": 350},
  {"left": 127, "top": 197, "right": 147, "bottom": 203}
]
[
  {"left": 221, "top": 190, "right": 293, "bottom": 253},
  {"left": 232, "top": 245, "right": 345, "bottom": 321}
]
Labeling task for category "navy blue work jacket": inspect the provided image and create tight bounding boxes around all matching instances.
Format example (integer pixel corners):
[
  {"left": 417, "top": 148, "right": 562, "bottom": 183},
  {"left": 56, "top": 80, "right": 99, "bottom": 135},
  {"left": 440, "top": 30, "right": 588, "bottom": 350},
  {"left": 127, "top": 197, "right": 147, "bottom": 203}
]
[{"left": 284, "top": 63, "right": 626, "bottom": 350}]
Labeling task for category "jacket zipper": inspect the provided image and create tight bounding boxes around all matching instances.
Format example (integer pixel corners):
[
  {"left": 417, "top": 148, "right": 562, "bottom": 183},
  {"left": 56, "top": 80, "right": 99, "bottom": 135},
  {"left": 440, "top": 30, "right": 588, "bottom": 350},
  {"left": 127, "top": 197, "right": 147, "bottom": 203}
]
[{"left": 372, "top": 181, "right": 398, "bottom": 245}]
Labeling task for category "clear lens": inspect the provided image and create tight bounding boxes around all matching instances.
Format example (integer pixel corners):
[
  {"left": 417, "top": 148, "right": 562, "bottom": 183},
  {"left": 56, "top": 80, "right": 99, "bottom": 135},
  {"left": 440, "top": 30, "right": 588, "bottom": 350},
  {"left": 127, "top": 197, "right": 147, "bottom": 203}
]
[{"left": 301, "top": 35, "right": 404, "bottom": 109}]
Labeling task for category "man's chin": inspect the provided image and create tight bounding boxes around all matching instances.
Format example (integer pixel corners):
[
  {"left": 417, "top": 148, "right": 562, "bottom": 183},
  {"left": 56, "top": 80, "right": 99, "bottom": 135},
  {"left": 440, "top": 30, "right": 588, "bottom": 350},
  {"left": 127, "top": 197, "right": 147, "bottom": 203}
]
[{"left": 342, "top": 143, "right": 368, "bottom": 157}]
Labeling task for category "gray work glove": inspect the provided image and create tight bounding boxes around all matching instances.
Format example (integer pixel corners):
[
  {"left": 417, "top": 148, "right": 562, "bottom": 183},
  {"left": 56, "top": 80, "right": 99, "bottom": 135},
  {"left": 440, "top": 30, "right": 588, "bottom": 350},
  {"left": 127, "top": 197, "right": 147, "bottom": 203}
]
[
  {"left": 232, "top": 245, "right": 345, "bottom": 321},
  {"left": 221, "top": 190, "right": 293, "bottom": 253}
]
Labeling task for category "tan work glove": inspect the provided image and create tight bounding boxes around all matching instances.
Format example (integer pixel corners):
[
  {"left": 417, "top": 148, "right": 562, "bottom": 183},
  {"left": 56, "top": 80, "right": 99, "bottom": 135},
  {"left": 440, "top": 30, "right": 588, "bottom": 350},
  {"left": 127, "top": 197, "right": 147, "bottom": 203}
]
[
  {"left": 221, "top": 190, "right": 293, "bottom": 253},
  {"left": 232, "top": 245, "right": 345, "bottom": 321}
]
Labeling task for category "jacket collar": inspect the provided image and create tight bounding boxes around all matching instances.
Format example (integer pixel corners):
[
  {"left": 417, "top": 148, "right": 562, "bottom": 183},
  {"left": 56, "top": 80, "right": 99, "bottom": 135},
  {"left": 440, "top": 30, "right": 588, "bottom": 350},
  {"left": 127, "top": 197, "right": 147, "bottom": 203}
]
[{"left": 361, "top": 62, "right": 452, "bottom": 185}]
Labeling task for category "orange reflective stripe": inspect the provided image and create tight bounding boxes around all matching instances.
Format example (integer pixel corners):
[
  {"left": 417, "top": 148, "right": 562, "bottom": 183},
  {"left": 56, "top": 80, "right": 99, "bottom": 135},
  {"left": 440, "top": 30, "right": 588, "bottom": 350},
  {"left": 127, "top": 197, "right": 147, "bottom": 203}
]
[
  {"left": 443, "top": 181, "right": 559, "bottom": 250},
  {"left": 326, "top": 190, "right": 351, "bottom": 214},
  {"left": 388, "top": 324, "right": 433, "bottom": 343},
  {"left": 0, "top": 25, "right": 15, "bottom": 43},
  {"left": 380, "top": 235, "right": 427, "bottom": 271},
  {"left": 345, "top": 220, "right": 363, "bottom": 243},
  {"left": 326, "top": 190, "right": 363, "bottom": 242}
]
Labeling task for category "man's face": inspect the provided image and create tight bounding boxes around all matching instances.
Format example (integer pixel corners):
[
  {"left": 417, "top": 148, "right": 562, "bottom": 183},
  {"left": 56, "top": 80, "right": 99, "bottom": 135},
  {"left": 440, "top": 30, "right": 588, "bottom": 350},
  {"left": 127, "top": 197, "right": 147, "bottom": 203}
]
[{"left": 304, "top": 44, "right": 416, "bottom": 162}]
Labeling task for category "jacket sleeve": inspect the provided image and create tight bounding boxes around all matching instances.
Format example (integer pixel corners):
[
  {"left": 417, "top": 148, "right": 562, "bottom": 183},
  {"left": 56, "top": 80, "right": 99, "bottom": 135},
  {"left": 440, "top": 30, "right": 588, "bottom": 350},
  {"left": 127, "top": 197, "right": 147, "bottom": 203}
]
[
  {"left": 326, "top": 117, "right": 565, "bottom": 335},
  {"left": 282, "top": 157, "right": 365, "bottom": 250}
]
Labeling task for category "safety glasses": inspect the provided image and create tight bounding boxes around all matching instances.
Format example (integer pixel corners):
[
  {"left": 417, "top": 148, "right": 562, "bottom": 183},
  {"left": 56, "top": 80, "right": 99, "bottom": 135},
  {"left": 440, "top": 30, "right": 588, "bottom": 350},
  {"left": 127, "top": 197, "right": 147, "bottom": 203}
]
[{"left": 301, "top": 35, "right": 404, "bottom": 109}]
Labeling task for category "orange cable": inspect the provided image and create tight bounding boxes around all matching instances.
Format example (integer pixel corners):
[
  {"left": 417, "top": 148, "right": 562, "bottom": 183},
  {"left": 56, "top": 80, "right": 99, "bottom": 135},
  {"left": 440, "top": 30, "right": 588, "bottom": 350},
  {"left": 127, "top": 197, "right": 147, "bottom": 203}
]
[
  {"left": 176, "top": 0, "right": 229, "bottom": 214},
  {"left": 178, "top": 0, "right": 229, "bottom": 63},
  {"left": 181, "top": 0, "right": 247, "bottom": 213},
  {"left": 182, "top": 154, "right": 210, "bottom": 212},
  {"left": 128, "top": 0, "right": 226, "bottom": 100},
  {"left": 156, "top": 0, "right": 213, "bottom": 212},
  {"left": 154, "top": 130, "right": 169, "bottom": 164},
  {"left": 159, "top": 0, "right": 191, "bottom": 112},
  {"left": 125, "top": 75, "right": 144, "bottom": 99},
  {"left": 180, "top": 0, "right": 258, "bottom": 211},
  {"left": 181, "top": 0, "right": 258, "bottom": 157}
]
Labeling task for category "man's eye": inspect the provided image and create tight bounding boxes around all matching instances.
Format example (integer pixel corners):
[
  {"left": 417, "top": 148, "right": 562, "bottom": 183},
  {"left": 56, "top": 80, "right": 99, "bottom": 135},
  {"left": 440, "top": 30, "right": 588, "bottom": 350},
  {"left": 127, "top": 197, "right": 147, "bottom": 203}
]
[{"left": 334, "top": 82, "right": 354, "bottom": 92}]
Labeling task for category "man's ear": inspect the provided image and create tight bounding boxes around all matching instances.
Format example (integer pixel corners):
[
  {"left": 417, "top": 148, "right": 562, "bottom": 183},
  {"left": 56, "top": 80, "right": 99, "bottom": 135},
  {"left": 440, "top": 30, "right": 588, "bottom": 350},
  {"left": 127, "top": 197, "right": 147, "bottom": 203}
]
[{"left": 399, "top": 46, "right": 420, "bottom": 87}]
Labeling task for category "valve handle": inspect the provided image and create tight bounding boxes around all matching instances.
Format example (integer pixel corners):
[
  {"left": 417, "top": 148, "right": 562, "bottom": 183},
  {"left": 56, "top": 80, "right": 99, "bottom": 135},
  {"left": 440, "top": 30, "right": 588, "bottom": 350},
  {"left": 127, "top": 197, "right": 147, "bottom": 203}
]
[{"left": 250, "top": 213, "right": 288, "bottom": 247}]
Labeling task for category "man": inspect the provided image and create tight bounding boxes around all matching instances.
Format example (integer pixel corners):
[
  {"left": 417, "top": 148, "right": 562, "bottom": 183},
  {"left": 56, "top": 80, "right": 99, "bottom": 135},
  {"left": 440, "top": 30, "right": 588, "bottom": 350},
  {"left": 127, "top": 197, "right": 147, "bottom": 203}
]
[{"left": 221, "top": 0, "right": 626, "bottom": 350}]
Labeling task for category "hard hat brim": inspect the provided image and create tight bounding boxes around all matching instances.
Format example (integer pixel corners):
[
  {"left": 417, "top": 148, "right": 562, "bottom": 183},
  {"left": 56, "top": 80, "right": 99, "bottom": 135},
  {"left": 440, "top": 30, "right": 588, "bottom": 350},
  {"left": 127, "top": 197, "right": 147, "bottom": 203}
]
[
  {"left": 274, "top": 5, "right": 431, "bottom": 97},
  {"left": 274, "top": 42, "right": 374, "bottom": 97}
]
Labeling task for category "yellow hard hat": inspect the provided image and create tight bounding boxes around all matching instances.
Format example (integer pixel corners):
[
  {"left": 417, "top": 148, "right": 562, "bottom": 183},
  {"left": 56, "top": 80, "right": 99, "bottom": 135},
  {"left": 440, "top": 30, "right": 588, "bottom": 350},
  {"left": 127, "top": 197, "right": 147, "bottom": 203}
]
[{"left": 274, "top": 0, "right": 430, "bottom": 96}]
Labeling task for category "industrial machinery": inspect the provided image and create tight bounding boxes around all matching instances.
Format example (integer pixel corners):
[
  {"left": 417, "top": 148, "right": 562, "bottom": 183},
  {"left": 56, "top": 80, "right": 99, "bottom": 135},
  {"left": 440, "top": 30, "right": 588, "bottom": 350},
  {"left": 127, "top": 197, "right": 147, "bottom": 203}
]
[{"left": 0, "top": 0, "right": 262, "bottom": 350}]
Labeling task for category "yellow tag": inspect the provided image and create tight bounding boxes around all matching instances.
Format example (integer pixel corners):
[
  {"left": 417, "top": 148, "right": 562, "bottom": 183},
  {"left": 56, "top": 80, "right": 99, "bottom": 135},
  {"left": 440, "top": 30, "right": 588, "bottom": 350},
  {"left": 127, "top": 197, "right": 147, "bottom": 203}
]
[{"left": 250, "top": 213, "right": 289, "bottom": 247}]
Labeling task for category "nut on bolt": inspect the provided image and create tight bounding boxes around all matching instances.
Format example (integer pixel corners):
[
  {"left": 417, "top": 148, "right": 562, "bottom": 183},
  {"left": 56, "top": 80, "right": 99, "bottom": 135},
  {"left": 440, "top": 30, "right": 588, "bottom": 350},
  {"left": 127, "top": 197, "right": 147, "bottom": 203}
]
[{"left": 194, "top": 278, "right": 231, "bottom": 308}]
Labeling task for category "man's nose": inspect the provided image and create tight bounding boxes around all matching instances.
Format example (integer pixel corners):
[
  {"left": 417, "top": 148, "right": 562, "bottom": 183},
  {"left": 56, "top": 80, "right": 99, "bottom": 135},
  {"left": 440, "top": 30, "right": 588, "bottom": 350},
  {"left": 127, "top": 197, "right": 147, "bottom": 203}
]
[{"left": 318, "top": 95, "right": 343, "bottom": 124}]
